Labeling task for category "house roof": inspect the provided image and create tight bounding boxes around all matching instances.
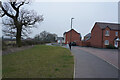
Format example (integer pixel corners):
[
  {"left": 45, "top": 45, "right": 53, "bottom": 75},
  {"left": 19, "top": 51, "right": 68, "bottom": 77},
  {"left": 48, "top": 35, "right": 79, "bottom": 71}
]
[
  {"left": 84, "top": 33, "right": 91, "bottom": 37},
  {"left": 84, "top": 33, "right": 91, "bottom": 41},
  {"left": 64, "top": 29, "right": 82, "bottom": 37},
  {"left": 96, "top": 22, "right": 120, "bottom": 30}
]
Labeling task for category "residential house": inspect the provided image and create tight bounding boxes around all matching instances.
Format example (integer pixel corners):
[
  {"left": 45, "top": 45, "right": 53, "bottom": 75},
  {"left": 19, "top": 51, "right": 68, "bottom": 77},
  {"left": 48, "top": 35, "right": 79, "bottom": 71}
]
[
  {"left": 82, "top": 33, "right": 91, "bottom": 47},
  {"left": 84, "top": 33, "right": 91, "bottom": 41},
  {"left": 89, "top": 22, "right": 120, "bottom": 48},
  {"left": 63, "top": 29, "right": 81, "bottom": 45}
]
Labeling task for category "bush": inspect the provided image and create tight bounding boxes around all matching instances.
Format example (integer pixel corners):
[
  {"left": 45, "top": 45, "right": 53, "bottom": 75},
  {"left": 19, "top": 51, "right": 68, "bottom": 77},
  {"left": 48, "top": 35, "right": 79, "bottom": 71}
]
[
  {"left": 22, "top": 40, "right": 37, "bottom": 46},
  {"left": 22, "top": 40, "right": 51, "bottom": 46},
  {"left": 106, "top": 44, "right": 117, "bottom": 49},
  {"left": 2, "top": 41, "right": 7, "bottom": 50}
]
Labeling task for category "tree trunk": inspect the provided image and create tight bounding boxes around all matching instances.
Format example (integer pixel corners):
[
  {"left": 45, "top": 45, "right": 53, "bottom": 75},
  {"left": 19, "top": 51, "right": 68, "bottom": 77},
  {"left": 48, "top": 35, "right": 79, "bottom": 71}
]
[
  {"left": 16, "top": 27, "right": 22, "bottom": 47},
  {"left": 14, "top": 18, "right": 22, "bottom": 47}
]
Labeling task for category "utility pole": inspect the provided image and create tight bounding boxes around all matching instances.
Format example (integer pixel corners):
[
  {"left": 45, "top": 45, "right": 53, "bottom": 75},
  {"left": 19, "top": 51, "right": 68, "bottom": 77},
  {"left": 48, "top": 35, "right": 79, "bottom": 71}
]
[{"left": 70, "top": 18, "right": 74, "bottom": 43}]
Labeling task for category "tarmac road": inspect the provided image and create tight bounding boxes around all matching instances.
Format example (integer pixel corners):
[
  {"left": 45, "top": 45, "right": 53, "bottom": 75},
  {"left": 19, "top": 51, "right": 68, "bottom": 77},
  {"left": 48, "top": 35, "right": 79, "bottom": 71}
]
[{"left": 71, "top": 46, "right": 118, "bottom": 78}]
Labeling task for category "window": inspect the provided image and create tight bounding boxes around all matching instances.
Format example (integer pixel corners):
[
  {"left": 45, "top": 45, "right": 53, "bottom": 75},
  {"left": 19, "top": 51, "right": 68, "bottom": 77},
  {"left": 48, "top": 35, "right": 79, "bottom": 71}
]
[
  {"left": 104, "top": 40, "right": 109, "bottom": 45},
  {"left": 105, "top": 30, "right": 110, "bottom": 36},
  {"left": 115, "top": 32, "right": 118, "bottom": 36}
]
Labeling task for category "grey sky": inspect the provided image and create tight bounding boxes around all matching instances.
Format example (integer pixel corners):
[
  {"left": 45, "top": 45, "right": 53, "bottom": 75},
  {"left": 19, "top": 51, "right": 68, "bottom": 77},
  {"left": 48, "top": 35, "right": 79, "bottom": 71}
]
[
  {"left": 1, "top": 2, "right": 118, "bottom": 39},
  {"left": 24, "top": 2, "right": 118, "bottom": 39}
]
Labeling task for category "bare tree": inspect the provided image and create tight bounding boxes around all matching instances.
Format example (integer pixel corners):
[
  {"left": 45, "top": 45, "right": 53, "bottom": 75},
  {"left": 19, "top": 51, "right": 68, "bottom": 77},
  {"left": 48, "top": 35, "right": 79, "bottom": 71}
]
[
  {"left": 34, "top": 31, "right": 57, "bottom": 43},
  {"left": 0, "top": 0, "right": 44, "bottom": 47}
]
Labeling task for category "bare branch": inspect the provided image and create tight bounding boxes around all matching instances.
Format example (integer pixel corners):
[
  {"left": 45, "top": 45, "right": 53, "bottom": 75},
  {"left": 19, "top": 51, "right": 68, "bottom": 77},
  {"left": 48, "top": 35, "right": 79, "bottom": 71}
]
[
  {"left": 17, "top": 2, "right": 24, "bottom": 9},
  {"left": 0, "top": 11, "right": 5, "bottom": 17},
  {"left": 2, "top": 17, "right": 15, "bottom": 26},
  {"left": 10, "top": 2, "right": 17, "bottom": 11},
  {"left": 20, "top": 9, "right": 43, "bottom": 27},
  {"left": 1, "top": 2, "right": 14, "bottom": 18},
  {"left": 0, "top": 1, "right": 2, "bottom": 8},
  {"left": 1, "top": 13, "right": 5, "bottom": 17},
  {"left": 2, "top": 0, "right": 44, "bottom": 47}
]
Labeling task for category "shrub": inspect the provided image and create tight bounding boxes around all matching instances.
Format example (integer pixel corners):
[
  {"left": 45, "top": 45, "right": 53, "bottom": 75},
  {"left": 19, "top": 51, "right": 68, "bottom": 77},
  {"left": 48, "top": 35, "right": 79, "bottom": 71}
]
[
  {"left": 21, "top": 40, "right": 50, "bottom": 46},
  {"left": 2, "top": 41, "right": 7, "bottom": 50},
  {"left": 22, "top": 40, "right": 37, "bottom": 46},
  {"left": 106, "top": 44, "right": 117, "bottom": 49}
]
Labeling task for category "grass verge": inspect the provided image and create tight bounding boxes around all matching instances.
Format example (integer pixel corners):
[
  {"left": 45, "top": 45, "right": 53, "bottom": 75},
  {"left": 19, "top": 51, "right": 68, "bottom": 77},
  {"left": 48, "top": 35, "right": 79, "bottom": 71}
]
[{"left": 2, "top": 45, "right": 74, "bottom": 78}]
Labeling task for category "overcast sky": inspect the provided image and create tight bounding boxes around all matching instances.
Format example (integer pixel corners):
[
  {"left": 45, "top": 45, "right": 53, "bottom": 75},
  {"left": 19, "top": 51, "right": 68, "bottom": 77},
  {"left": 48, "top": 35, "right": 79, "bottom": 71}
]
[
  {"left": 24, "top": 2, "right": 118, "bottom": 39},
  {"left": 1, "top": 1, "right": 119, "bottom": 39}
]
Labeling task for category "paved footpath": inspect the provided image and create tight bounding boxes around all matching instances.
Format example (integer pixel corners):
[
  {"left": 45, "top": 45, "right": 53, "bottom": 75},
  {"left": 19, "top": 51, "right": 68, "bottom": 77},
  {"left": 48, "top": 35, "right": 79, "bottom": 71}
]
[
  {"left": 76, "top": 46, "right": 118, "bottom": 69},
  {"left": 71, "top": 46, "right": 118, "bottom": 78}
]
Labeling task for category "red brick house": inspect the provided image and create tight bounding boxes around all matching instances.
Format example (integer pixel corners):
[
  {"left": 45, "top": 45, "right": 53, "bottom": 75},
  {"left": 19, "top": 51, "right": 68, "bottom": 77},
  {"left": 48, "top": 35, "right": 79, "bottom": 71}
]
[
  {"left": 82, "top": 33, "right": 91, "bottom": 47},
  {"left": 84, "top": 33, "right": 91, "bottom": 41},
  {"left": 63, "top": 29, "right": 81, "bottom": 45},
  {"left": 88, "top": 22, "right": 120, "bottom": 48}
]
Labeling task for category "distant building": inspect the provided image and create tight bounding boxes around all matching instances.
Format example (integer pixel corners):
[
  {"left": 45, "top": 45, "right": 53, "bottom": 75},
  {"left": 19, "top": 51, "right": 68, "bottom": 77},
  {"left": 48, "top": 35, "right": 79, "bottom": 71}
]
[
  {"left": 84, "top": 33, "right": 91, "bottom": 41},
  {"left": 79, "top": 33, "right": 91, "bottom": 47},
  {"left": 63, "top": 29, "right": 81, "bottom": 45},
  {"left": 56, "top": 37, "right": 64, "bottom": 44},
  {"left": 86, "top": 22, "right": 120, "bottom": 48}
]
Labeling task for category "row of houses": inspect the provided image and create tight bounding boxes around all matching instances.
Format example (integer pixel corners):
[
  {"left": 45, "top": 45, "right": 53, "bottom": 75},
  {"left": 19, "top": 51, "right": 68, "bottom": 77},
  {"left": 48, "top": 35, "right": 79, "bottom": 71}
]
[{"left": 57, "top": 22, "right": 120, "bottom": 48}]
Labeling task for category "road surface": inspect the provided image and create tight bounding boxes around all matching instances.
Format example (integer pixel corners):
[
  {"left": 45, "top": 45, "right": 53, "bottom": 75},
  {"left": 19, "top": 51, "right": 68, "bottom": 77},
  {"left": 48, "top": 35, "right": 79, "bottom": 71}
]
[{"left": 71, "top": 46, "right": 118, "bottom": 78}]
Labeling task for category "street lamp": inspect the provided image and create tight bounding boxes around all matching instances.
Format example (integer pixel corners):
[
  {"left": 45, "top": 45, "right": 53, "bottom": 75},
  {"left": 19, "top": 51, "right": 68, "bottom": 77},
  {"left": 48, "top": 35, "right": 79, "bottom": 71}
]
[
  {"left": 71, "top": 18, "right": 74, "bottom": 29},
  {"left": 70, "top": 18, "right": 74, "bottom": 43}
]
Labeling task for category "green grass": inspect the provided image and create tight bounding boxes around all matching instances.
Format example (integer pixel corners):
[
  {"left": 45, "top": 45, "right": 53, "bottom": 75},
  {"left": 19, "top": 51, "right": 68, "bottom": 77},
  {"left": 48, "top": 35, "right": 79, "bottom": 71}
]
[{"left": 2, "top": 45, "right": 74, "bottom": 78}]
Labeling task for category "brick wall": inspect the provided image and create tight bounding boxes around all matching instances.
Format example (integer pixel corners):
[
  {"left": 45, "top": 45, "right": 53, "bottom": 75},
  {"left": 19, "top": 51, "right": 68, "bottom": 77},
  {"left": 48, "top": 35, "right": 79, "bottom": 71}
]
[
  {"left": 90, "top": 24, "right": 120, "bottom": 48},
  {"left": 103, "top": 27, "right": 120, "bottom": 48},
  {"left": 64, "top": 24, "right": 120, "bottom": 48},
  {"left": 64, "top": 29, "right": 81, "bottom": 45},
  {"left": 76, "top": 40, "right": 91, "bottom": 47},
  {"left": 90, "top": 23, "right": 103, "bottom": 48}
]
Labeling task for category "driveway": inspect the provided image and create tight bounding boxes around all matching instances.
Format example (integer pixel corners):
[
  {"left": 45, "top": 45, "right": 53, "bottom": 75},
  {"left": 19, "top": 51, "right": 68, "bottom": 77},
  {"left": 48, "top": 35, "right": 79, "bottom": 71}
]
[{"left": 71, "top": 46, "right": 118, "bottom": 78}]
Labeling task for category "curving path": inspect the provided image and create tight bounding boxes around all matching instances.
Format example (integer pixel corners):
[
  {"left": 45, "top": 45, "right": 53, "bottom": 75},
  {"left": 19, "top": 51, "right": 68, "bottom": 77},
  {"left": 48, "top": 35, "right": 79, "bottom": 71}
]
[{"left": 71, "top": 46, "right": 118, "bottom": 78}]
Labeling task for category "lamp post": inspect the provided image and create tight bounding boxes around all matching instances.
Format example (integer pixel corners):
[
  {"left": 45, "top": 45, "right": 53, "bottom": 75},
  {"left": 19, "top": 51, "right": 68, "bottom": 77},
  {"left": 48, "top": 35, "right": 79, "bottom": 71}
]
[{"left": 70, "top": 18, "right": 74, "bottom": 43}]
